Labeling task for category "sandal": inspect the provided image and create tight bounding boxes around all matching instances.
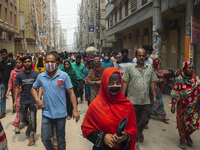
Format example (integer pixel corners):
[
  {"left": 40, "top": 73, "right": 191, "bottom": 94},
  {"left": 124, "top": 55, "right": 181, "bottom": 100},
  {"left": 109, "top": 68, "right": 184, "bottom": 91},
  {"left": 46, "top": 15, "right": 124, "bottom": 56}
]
[
  {"left": 162, "top": 117, "right": 169, "bottom": 122},
  {"left": 186, "top": 136, "right": 193, "bottom": 146},
  {"left": 15, "top": 129, "right": 20, "bottom": 134},
  {"left": 25, "top": 125, "right": 31, "bottom": 137},
  {"left": 179, "top": 143, "right": 187, "bottom": 149},
  {"left": 135, "top": 142, "right": 140, "bottom": 150},
  {"left": 28, "top": 139, "right": 35, "bottom": 146},
  {"left": 139, "top": 133, "right": 144, "bottom": 142}
]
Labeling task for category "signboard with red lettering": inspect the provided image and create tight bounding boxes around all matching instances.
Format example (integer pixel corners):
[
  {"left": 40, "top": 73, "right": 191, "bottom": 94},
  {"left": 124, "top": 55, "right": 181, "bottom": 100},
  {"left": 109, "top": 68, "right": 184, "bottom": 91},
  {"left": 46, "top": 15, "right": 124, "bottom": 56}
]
[{"left": 191, "top": 17, "right": 200, "bottom": 45}]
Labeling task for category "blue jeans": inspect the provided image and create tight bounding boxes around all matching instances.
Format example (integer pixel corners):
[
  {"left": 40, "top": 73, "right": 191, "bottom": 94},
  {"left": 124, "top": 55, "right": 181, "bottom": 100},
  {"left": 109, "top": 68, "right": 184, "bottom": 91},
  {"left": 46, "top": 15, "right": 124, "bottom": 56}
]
[
  {"left": 41, "top": 115, "right": 66, "bottom": 150},
  {"left": 0, "top": 83, "right": 8, "bottom": 114}
]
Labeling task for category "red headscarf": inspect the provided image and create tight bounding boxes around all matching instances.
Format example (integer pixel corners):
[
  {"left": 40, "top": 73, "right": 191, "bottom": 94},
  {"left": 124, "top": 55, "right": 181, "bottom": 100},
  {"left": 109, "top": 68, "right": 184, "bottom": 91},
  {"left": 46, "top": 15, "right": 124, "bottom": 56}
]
[{"left": 81, "top": 67, "right": 137, "bottom": 150}]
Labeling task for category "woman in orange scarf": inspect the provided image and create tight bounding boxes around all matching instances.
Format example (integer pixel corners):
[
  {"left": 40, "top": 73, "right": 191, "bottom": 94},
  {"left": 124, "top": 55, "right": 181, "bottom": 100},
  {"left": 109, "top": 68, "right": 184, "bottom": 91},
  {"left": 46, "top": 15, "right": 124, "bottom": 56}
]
[{"left": 81, "top": 67, "right": 137, "bottom": 150}]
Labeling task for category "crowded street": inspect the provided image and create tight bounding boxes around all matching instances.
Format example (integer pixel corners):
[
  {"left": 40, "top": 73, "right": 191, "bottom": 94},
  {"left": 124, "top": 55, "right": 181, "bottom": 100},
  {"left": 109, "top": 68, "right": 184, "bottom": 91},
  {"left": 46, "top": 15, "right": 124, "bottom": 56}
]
[
  {"left": 0, "top": 0, "right": 200, "bottom": 150},
  {"left": 1, "top": 95, "right": 200, "bottom": 150}
]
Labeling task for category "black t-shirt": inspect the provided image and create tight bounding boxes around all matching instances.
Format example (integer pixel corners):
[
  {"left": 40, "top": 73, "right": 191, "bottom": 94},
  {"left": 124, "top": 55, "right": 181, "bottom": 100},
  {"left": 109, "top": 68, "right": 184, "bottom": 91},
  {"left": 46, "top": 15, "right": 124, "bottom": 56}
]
[
  {"left": 15, "top": 70, "right": 40, "bottom": 105},
  {"left": 0, "top": 59, "right": 15, "bottom": 83}
]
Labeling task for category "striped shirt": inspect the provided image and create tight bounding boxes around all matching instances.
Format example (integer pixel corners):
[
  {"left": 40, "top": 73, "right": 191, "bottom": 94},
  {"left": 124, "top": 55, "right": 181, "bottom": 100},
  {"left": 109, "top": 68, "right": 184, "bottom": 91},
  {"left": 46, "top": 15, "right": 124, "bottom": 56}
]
[
  {"left": 115, "top": 58, "right": 133, "bottom": 74},
  {"left": 0, "top": 121, "right": 8, "bottom": 150}
]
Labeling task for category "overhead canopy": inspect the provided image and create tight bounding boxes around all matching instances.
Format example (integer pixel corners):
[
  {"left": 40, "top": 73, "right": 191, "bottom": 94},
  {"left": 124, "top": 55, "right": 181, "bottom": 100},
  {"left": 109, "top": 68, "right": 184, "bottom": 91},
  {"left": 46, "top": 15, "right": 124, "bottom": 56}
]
[{"left": 86, "top": 46, "right": 99, "bottom": 52}]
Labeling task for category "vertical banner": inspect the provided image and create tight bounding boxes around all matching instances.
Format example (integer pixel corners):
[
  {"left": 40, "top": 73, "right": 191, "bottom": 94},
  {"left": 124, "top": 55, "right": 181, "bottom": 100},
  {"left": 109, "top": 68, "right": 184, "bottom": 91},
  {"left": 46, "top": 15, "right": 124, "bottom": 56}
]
[
  {"left": 191, "top": 17, "right": 200, "bottom": 45},
  {"left": 184, "top": 37, "right": 193, "bottom": 62}
]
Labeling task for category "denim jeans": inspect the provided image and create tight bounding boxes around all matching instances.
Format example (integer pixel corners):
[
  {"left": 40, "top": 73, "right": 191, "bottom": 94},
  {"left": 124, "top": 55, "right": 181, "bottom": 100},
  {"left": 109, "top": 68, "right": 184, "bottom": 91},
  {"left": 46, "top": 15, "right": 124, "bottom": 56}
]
[
  {"left": 41, "top": 115, "right": 66, "bottom": 150},
  {"left": 0, "top": 83, "right": 8, "bottom": 114},
  {"left": 19, "top": 103, "right": 37, "bottom": 135}
]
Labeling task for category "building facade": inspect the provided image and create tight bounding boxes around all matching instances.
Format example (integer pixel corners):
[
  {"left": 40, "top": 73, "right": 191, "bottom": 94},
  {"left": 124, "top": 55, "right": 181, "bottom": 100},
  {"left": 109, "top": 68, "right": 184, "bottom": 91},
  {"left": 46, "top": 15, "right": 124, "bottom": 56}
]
[
  {"left": 106, "top": 0, "right": 200, "bottom": 75},
  {"left": 0, "top": 0, "right": 19, "bottom": 54},
  {"left": 78, "top": 0, "right": 112, "bottom": 52}
]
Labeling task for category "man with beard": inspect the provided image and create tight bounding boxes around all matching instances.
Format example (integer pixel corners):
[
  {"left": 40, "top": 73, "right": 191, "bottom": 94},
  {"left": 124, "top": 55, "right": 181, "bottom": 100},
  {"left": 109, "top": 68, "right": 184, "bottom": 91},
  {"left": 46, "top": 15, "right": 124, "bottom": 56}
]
[
  {"left": 31, "top": 54, "right": 80, "bottom": 150},
  {"left": 115, "top": 48, "right": 132, "bottom": 75},
  {"left": 72, "top": 55, "right": 85, "bottom": 103},
  {"left": 14, "top": 56, "right": 40, "bottom": 146},
  {"left": 101, "top": 52, "right": 114, "bottom": 69},
  {"left": 0, "top": 49, "right": 15, "bottom": 118},
  {"left": 132, "top": 45, "right": 153, "bottom": 65},
  {"left": 122, "top": 48, "right": 157, "bottom": 150}
]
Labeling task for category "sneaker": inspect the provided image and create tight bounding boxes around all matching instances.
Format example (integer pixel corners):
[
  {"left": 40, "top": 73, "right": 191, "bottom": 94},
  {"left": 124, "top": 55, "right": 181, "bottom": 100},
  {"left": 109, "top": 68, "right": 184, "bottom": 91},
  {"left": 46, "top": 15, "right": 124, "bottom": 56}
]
[{"left": 0, "top": 113, "right": 5, "bottom": 119}]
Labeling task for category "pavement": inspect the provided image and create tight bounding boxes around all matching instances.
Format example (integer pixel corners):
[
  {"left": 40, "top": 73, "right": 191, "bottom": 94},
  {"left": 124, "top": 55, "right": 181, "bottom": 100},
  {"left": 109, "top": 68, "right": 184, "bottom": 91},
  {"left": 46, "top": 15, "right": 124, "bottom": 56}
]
[{"left": 1, "top": 94, "right": 200, "bottom": 150}]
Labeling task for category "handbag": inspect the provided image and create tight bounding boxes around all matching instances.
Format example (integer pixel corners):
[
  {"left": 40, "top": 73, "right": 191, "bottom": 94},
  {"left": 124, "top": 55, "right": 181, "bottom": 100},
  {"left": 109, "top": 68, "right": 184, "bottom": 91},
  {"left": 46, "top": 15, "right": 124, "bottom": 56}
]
[{"left": 116, "top": 118, "right": 128, "bottom": 137}]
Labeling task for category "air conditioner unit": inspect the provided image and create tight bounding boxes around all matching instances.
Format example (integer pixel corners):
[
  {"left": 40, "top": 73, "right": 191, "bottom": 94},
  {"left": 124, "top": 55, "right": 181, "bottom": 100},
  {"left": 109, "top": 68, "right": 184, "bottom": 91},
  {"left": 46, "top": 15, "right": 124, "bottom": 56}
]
[
  {"left": 110, "top": 0, "right": 115, "bottom": 4},
  {"left": 0, "top": 32, "right": 7, "bottom": 40}
]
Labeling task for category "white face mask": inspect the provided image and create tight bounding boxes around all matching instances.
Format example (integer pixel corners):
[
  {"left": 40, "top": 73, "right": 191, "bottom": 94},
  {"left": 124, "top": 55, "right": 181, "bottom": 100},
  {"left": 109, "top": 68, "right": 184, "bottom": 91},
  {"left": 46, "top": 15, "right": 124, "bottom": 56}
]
[
  {"left": 104, "top": 56, "right": 109, "bottom": 60},
  {"left": 46, "top": 62, "right": 57, "bottom": 72}
]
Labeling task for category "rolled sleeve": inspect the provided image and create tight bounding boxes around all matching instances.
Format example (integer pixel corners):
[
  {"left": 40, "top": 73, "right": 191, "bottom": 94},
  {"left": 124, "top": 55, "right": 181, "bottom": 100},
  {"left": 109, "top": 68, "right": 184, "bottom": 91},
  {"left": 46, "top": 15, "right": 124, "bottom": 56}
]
[{"left": 122, "top": 67, "right": 130, "bottom": 83}]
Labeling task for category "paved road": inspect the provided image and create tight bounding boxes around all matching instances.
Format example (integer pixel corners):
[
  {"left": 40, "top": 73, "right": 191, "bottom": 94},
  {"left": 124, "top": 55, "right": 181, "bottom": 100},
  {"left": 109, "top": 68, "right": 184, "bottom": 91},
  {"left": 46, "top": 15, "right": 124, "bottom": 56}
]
[{"left": 1, "top": 95, "right": 200, "bottom": 150}]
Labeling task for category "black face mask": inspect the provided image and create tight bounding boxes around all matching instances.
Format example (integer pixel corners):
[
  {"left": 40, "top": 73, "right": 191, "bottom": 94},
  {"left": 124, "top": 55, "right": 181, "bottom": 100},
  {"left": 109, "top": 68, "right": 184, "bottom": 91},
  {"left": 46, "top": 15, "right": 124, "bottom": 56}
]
[
  {"left": 108, "top": 86, "right": 121, "bottom": 94},
  {"left": 123, "top": 56, "right": 128, "bottom": 60}
]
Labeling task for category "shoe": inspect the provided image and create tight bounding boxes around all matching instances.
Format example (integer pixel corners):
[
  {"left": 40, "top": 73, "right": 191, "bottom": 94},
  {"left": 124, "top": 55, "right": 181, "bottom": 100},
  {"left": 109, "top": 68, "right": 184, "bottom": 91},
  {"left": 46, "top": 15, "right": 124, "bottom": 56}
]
[
  {"left": 186, "top": 136, "right": 193, "bottom": 146},
  {"left": 179, "top": 143, "right": 187, "bottom": 149},
  {"left": 0, "top": 113, "right": 5, "bottom": 119},
  {"left": 144, "top": 125, "right": 149, "bottom": 129}
]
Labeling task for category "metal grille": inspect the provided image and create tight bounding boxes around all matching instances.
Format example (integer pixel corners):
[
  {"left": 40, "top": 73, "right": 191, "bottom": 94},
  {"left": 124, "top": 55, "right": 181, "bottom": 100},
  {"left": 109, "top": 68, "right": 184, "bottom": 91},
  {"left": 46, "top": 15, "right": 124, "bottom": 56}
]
[
  {"left": 142, "top": 0, "right": 147, "bottom": 5},
  {"left": 131, "top": 0, "right": 137, "bottom": 12}
]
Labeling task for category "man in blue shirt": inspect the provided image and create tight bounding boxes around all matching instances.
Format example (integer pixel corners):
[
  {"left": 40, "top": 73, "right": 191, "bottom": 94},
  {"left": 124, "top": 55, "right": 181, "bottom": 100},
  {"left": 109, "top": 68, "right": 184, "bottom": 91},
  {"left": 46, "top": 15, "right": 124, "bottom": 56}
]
[
  {"left": 101, "top": 52, "right": 114, "bottom": 69},
  {"left": 31, "top": 54, "right": 80, "bottom": 150}
]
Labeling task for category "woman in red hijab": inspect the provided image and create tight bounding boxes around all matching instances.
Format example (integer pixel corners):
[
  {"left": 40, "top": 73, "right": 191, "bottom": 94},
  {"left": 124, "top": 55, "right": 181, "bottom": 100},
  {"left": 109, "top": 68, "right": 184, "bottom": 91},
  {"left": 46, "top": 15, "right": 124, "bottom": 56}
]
[{"left": 81, "top": 67, "right": 137, "bottom": 150}]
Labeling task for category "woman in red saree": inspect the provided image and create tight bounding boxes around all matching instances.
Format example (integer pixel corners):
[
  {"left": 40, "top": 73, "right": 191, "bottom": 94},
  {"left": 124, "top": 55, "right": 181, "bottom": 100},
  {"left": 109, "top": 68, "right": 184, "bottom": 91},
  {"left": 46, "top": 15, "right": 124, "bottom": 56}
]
[{"left": 81, "top": 67, "right": 137, "bottom": 150}]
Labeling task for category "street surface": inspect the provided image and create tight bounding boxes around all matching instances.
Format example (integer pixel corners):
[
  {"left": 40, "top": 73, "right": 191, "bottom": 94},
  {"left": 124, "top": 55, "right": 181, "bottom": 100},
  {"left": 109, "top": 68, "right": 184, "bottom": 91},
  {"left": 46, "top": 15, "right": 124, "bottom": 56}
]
[{"left": 1, "top": 95, "right": 200, "bottom": 150}]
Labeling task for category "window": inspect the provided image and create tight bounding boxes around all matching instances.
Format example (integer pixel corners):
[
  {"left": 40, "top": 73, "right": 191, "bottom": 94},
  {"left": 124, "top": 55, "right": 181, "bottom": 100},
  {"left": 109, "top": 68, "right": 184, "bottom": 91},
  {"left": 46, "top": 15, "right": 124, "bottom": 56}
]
[
  {"left": 125, "top": 0, "right": 128, "bottom": 17},
  {"left": 143, "top": 28, "right": 149, "bottom": 36},
  {"left": 10, "top": 11, "right": 12, "bottom": 24},
  {"left": 142, "top": 0, "right": 147, "bottom": 5},
  {"left": 131, "top": 0, "right": 137, "bottom": 12},
  {"left": 5, "top": 8, "right": 8, "bottom": 22},
  {"left": 136, "top": 29, "right": 139, "bottom": 37},
  {"left": 115, "top": 11, "right": 117, "bottom": 23},
  {"left": 0, "top": 4, "right": 2, "bottom": 20},
  {"left": 119, "top": 6, "right": 122, "bottom": 20},
  {"left": 107, "top": 17, "right": 110, "bottom": 28},
  {"left": 169, "top": 19, "right": 178, "bottom": 30}
]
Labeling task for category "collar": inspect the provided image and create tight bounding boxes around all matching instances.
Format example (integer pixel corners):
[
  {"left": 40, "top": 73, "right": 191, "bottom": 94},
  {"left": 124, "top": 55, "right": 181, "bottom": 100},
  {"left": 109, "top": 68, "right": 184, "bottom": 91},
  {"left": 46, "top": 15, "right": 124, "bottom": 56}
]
[
  {"left": 2, "top": 58, "right": 11, "bottom": 63},
  {"left": 134, "top": 63, "right": 149, "bottom": 69},
  {"left": 43, "top": 69, "right": 61, "bottom": 79}
]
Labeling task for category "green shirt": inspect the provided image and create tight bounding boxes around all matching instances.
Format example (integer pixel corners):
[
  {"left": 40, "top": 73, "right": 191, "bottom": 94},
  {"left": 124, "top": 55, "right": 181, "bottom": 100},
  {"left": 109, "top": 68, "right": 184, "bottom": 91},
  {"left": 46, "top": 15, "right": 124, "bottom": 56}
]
[
  {"left": 122, "top": 63, "right": 157, "bottom": 105},
  {"left": 71, "top": 62, "right": 85, "bottom": 80}
]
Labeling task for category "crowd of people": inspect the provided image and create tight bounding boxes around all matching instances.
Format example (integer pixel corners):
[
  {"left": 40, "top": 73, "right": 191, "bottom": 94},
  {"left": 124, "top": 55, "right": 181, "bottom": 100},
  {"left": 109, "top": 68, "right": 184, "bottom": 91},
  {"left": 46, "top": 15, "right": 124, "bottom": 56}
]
[{"left": 0, "top": 45, "right": 199, "bottom": 150}]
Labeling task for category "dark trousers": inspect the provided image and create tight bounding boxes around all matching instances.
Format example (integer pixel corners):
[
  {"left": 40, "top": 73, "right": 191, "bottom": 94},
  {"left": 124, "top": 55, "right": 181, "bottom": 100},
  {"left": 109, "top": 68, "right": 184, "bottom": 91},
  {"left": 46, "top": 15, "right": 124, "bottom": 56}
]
[
  {"left": 78, "top": 80, "right": 84, "bottom": 102},
  {"left": 19, "top": 103, "right": 37, "bottom": 135},
  {"left": 66, "top": 87, "right": 77, "bottom": 117},
  {"left": 41, "top": 116, "right": 66, "bottom": 150},
  {"left": 134, "top": 105, "right": 150, "bottom": 142}
]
